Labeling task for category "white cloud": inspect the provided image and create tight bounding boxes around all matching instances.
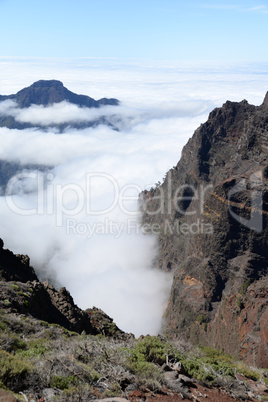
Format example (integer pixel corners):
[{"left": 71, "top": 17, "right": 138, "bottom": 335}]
[
  {"left": 0, "top": 58, "right": 267, "bottom": 336},
  {"left": 16, "top": 102, "right": 118, "bottom": 126},
  {"left": 0, "top": 99, "right": 18, "bottom": 116},
  {"left": 0, "top": 100, "right": 200, "bottom": 336},
  {"left": 0, "top": 97, "right": 211, "bottom": 129}
]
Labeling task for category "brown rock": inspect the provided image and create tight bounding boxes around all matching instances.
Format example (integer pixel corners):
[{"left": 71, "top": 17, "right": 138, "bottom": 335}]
[
  {"left": 0, "top": 389, "right": 17, "bottom": 401},
  {"left": 141, "top": 94, "right": 268, "bottom": 367}
]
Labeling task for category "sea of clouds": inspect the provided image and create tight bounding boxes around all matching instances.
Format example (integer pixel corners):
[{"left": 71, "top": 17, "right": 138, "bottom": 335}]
[{"left": 0, "top": 58, "right": 267, "bottom": 336}]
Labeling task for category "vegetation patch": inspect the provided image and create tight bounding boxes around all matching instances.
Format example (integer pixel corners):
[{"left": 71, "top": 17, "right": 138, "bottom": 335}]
[
  {"left": 0, "top": 350, "right": 31, "bottom": 391},
  {"left": 17, "top": 339, "right": 49, "bottom": 357},
  {"left": 240, "top": 279, "right": 252, "bottom": 295},
  {"left": 50, "top": 375, "right": 78, "bottom": 390},
  {"left": 234, "top": 362, "right": 261, "bottom": 381},
  {"left": 10, "top": 284, "right": 20, "bottom": 291}
]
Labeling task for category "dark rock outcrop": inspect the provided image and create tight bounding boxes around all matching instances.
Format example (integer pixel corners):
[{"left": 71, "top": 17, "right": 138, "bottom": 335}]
[
  {"left": 141, "top": 94, "right": 268, "bottom": 367},
  {"left": 0, "top": 239, "right": 125, "bottom": 337},
  {"left": 0, "top": 239, "right": 37, "bottom": 282}
]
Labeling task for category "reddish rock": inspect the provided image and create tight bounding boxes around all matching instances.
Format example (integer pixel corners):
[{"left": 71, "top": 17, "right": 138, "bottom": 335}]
[
  {"left": 141, "top": 94, "right": 268, "bottom": 367},
  {"left": 0, "top": 389, "right": 17, "bottom": 401}
]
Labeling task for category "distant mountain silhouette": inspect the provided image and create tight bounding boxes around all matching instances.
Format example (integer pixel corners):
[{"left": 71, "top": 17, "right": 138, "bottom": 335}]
[
  {"left": 0, "top": 80, "right": 120, "bottom": 188},
  {"left": 0, "top": 80, "right": 120, "bottom": 131},
  {"left": 0, "top": 80, "right": 119, "bottom": 108}
]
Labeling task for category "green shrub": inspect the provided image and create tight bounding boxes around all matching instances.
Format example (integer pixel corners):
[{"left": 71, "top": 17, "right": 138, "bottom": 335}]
[
  {"left": 50, "top": 375, "right": 78, "bottom": 390},
  {"left": 0, "top": 350, "right": 30, "bottom": 389},
  {"left": 234, "top": 363, "right": 261, "bottom": 381},
  {"left": 196, "top": 314, "right": 207, "bottom": 324},
  {"left": 0, "top": 320, "right": 7, "bottom": 331},
  {"left": 129, "top": 360, "right": 163, "bottom": 390},
  {"left": 130, "top": 359, "right": 161, "bottom": 375},
  {"left": 18, "top": 291, "right": 30, "bottom": 298},
  {"left": 24, "top": 300, "right": 30, "bottom": 309},
  {"left": 40, "top": 320, "right": 49, "bottom": 327},
  {"left": 17, "top": 340, "right": 48, "bottom": 357},
  {"left": 130, "top": 336, "right": 167, "bottom": 365},
  {"left": 9, "top": 336, "right": 27, "bottom": 352},
  {"left": 178, "top": 346, "right": 236, "bottom": 384},
  {"left": 10, "top": 284, "right": 20, "bottom": 291},
  {"left": 126, "top": 338, "right": 166, "bottom": 390},
  {"left": 198, "top": 346, "right": 234, "bottom": 364}
]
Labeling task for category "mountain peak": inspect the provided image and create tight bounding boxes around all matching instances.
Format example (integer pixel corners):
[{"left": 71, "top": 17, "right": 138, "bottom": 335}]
[
  {"left": 31, "top": 79, "right": 64, "bottom": 89},
  {"left": 0, "top": 80, "right": 119, "bottom": 108}
]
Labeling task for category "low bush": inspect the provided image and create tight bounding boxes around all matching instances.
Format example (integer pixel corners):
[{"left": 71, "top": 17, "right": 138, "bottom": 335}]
[
  {"left": 50, "top": 375, "right": 78, "bottom": 390},
  {"left": 17, "top": 339, "right": 48, "bottom": 357},
  {"left": 130, "top": 336, "right": 167, "bottom": 365},
  {"left": 0, "top": 350, "right": 31, "bottom": 391},
  {"left": 234, "top": 363, "right": 261, "bottom": 381},
  {"left": 10, "top": 284, "right": 20, "bottom": 291}
]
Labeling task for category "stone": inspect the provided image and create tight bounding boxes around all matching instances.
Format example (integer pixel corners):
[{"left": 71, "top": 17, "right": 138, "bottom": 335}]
[
  {"left": 178, "top": 375, "right": 194, "bottom": 387},
  {"left": 0, "top": 389, "right": 17, "bottom": 401},
  {"left": 164, "top": 371, "right": 178, "bottom": 382}
]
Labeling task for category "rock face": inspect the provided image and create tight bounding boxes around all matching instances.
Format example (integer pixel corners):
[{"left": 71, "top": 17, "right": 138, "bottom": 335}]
[
  {"left": 0, "top": 238, "right": 37, "bottom": 282},
  {"left": 0, "top": 239, "right": 125, "bottom": 337},
  {"left": 141, "top": 94, "right": 268, "bottom": 367}
]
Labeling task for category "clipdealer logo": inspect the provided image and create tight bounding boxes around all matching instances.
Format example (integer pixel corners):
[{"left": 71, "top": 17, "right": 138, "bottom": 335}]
[{"left": 4, "top": 169, "right": 265, "bottom": 236}]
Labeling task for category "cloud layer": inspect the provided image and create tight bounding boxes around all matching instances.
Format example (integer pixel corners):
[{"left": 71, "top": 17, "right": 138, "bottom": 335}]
[{"left": 0, "top": 58, "right": 267, "bottom": 336}]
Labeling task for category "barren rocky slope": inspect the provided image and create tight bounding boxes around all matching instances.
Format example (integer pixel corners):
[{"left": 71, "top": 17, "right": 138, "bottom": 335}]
[
  {"left": 0, "top": 238, "right": 124, "bottom": 338},
  {"left": 141, "top": 94, "right": 268, "bottom": 368}
]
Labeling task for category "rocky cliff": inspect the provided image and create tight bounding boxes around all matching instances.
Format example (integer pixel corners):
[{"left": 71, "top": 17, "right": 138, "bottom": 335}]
[
  {"left": 141, "top": 94, "right": 268, "bottom": 368},
  {"left": 0, "top": 238, "right": 125, "bottom": 338}
]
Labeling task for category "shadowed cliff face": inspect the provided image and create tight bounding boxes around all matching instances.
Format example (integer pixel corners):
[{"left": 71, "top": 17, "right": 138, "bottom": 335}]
[{"left": 141, "top": 94, "right": 268, "bottom": 368}]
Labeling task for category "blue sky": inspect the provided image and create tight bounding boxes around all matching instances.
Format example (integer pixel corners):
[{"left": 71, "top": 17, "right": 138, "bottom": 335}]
[{"left": 1, "top": 0, "right": 268, "bottom": 62}]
